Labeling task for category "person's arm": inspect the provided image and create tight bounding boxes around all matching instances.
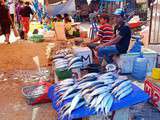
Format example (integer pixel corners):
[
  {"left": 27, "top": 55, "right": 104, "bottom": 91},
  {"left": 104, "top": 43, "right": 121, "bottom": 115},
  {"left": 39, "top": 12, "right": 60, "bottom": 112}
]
[
  {"left": 91, "top": 36, "right": 101, "bottom": 43},
  {"left": 95, "top": 35, "right": 122, "bottom": 50}
]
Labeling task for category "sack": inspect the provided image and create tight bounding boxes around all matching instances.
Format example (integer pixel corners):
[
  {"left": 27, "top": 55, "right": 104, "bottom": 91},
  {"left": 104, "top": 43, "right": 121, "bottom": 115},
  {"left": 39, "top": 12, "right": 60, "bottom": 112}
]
[{"left": 13, "top": 27, "right": 19, "bottom": 37}]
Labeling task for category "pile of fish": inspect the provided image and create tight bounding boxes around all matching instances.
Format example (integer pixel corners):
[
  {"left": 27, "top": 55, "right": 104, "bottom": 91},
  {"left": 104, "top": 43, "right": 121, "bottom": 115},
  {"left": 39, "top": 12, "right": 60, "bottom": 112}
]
[
  {"left": 53, "top": 49, "right": 83, "bottom": 70},
  {"left": 54, "top": 72, "right": 133, "bottom": 119}
]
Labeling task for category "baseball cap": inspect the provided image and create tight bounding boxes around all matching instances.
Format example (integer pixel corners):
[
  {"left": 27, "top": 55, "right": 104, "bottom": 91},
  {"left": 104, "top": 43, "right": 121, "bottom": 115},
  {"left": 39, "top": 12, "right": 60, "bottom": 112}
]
[{"left": 113, "top": 8, "right": 125, "bottom": 17}]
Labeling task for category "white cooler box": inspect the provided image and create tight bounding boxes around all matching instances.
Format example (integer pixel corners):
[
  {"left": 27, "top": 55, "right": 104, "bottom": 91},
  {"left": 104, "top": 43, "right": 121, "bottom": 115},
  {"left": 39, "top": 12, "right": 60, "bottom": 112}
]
[
  {"left": 72, "top": 46, "right": 93, "bottom": 68},
  {"left": 118, "top": 48, "right": 158, "bottom": 74}
]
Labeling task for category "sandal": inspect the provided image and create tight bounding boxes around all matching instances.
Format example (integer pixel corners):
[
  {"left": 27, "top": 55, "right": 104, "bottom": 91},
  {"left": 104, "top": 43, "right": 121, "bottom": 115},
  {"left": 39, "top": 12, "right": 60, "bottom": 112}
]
[{"left": 4, "top": 41, "right": 10, "bottom": 44}]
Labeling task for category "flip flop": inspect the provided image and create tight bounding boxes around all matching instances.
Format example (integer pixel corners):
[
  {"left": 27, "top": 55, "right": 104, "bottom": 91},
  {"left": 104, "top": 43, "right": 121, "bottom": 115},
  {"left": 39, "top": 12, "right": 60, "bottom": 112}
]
[{"left": 4, "top": 42, "right": 10, "bottom": 44}]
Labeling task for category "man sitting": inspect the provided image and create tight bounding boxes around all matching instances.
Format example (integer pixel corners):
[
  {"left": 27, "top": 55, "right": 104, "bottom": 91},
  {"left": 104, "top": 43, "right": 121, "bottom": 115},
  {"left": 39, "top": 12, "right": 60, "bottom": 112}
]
[
  {"left": 88, "top": 13, "right": 114, "bottom": 58},
  {"left": 96, "top": 9, "right": 131, "bottom": 64}
]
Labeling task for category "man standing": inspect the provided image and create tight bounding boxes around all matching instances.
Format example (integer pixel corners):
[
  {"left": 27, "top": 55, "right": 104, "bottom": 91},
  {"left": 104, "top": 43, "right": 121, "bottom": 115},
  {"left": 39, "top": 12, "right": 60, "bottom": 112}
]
[{"left": 96, "top": 9, "right": 131, "bottom": 64}]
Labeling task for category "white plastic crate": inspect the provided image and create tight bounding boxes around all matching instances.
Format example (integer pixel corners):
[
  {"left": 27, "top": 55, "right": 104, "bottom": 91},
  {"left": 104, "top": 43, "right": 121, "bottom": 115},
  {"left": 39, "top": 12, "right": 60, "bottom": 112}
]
[
  {"left": 72, "top": 46, "right": 93, "bottom": 68},
  {"left": 118, "top": 48, "right": 158, "bottom": 74}
]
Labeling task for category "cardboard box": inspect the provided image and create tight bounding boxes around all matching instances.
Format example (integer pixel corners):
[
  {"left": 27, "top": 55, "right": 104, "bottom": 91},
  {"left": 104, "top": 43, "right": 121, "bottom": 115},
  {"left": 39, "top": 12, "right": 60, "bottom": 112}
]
[
  {"left": 144, "top": 77, "right": 160, "bottom": 111},
  {"left": 118, "top": 48, "right": 157, "bottom": 73}
]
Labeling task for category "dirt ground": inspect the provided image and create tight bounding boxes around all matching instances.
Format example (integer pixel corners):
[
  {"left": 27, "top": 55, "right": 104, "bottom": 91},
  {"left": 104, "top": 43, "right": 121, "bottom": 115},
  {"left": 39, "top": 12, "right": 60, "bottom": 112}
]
[
  {"left": 0, "top": 41, "right": 58, "bottom": 120},
  {"left": 0, "top": 41, "right": 49, "bottom": 71}
]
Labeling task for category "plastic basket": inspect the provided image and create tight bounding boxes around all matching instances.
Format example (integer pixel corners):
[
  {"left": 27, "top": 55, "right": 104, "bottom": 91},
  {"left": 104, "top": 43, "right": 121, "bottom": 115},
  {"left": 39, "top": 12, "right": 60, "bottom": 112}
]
[{"left": 21, "top": 82, "right": 51, "bottom": 105}]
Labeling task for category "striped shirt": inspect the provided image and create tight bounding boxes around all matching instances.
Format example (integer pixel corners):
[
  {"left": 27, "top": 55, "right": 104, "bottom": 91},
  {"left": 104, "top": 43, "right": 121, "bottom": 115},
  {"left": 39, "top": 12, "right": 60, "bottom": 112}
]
[{"left": 98, "top": 23, "right": 114, "bottom": 43}]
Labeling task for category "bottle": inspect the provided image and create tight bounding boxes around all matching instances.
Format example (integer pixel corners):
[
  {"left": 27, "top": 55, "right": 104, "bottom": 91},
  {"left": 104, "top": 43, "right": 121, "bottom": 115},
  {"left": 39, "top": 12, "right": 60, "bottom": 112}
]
[{"left": 132, "top": 53, "right": 148, "bottom": 81}]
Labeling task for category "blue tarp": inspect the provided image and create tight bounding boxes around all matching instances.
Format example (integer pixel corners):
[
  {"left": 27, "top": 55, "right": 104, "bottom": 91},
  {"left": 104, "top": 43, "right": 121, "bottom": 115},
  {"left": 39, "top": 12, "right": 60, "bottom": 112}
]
[
  {"left": 48, "top": 84, "right": 149, "bottom": 119},
  {"left": 50, "top": 0, "right": 76, "bottom": 17}
]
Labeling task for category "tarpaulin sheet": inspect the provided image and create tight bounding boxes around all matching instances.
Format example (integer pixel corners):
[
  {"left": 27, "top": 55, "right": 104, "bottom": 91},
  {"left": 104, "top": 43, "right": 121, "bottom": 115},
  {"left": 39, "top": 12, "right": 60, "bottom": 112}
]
[
  {"left": 50, "top": 0, "right": 76, "bottom": 17},
  {"left": 48, "top": 84, "right": 149, "bottom": 119}
]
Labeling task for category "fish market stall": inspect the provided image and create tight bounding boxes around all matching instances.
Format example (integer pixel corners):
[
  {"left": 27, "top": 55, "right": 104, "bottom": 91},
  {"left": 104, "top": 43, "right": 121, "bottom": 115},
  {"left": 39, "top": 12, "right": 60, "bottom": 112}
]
[{"left": 48, "top": 72, "right": 149, "bottom": 120}]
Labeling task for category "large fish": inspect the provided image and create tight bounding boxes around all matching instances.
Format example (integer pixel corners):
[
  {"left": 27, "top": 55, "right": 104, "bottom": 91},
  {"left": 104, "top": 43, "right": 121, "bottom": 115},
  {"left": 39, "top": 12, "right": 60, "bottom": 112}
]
[
  {"left": 68, "top": 62, "right": 83, "bottom": 70},
  {"left": 104, "top": 95, "right": 114, "bottom": 114},
  {"left": 82, "top": 73, "right": 99, "bottom": 79},
  {"left": 112, "top": 79, "right": 127, "bottom": 88},
  {"left": 90, "top": 86, "right": 110, "bottom": 97},
  {"left": 90, "top": 96, "right": 98, "bottom": 108},
  {"left": 80, "top": 81, "right": 104, "bottom": 90},
  {"left": 78, "top": 76, "right": 97, "bottom": 85},
  {"left": 118, "top": 88, "right": 133, "bottom": 100},
  {"left": 112, "top": 80, "right": 131, "bottom": 95},
  {"left": 68, "top": 57, "right": 82, "bottom": 66},
  {"left": 95, "top": 92, "right": 109, "bottom": 107},
  {"left": 114, "top": 84, "right": 132, "bottom": 98},
  {"left": 68, "top": 93, "right": 82, "bottom": 116}
]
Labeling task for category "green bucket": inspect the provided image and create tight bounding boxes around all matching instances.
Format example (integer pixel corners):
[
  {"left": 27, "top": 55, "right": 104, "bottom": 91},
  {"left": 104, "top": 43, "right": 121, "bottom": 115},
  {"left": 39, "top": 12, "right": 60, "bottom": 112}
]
[{"left": 55, "top": 68, "right": 72, "bottom": 80}]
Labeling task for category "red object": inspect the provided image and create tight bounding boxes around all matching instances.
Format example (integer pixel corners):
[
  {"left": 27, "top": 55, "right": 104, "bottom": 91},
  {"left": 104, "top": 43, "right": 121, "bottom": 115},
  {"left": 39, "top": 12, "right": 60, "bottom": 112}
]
[
  {"left": 22, "top": 82, "right": 52, "bottom": 105},
  {"left": 144, "top": 78, "right": 160, "bottom": 111},
  {"left": 129, "top": 21, "right": 144, "bottom": 29},
  {"left": 21, "top": 17, "right": 30, "bottom": 33}
]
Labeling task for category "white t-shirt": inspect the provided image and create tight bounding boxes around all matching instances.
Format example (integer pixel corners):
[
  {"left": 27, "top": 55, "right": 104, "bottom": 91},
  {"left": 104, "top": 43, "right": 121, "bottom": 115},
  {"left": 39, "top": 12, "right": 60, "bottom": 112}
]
[{"left": 8, "top": 0, "right": 15, "bottom": 14}]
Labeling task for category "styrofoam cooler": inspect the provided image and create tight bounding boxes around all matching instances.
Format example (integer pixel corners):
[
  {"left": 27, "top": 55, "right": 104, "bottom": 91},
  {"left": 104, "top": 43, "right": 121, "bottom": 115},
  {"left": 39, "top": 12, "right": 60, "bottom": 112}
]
[
  {"left": 72, "top": 47, "right": 93, "bottom": 68},
  {"left": 118, "top": 48, "right": 158, "bottom": 74}
]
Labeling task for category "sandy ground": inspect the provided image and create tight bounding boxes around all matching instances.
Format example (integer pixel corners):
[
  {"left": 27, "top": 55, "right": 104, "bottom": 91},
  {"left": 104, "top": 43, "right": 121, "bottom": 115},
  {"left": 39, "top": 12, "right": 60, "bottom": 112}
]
[
  {"left": 0, "top": 39, "right": 58, "bottom": 120},
  {"left": 0, "top": 41, "right": 49, "bottom": 71}
]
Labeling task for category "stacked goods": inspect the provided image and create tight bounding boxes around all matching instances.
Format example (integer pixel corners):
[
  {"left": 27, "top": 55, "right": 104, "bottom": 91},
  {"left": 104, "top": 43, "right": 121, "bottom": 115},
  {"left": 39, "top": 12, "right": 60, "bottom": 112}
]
[
  {"left": 54, "top": 72, "right": 133, "bottom": 119},
  {"left": 53, "top": 49, "right": 83, "bottom": 80}
]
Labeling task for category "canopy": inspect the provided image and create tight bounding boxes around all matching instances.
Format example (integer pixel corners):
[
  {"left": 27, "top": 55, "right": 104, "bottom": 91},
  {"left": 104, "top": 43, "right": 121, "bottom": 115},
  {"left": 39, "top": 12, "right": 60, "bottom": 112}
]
[{"left": 49, "top": 0, "right": 76, "bottom": 16}]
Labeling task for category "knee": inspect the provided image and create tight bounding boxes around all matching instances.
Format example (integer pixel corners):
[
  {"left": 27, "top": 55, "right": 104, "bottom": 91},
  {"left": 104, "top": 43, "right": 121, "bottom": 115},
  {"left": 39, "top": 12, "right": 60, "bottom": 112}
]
[{"left": 98, "top": 47, "right": 104, "bottom": 56}]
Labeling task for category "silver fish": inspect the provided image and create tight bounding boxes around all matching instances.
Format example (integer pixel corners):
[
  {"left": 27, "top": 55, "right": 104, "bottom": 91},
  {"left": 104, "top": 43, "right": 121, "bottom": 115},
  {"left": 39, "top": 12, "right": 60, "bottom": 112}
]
[
  {"left": 95, "top": 92, "right": 109, "bottom": 107},
  {"left": 100, "top": 94, "right": 112, "bottom": 114},
  {"left": 112, "top": 79, "right": 127, "bottom": 88},
  {"left": 112, "top": 80, "right": 131, "bottom": 95},
  {"left": 118, "top": 88, "right": 133, "bottom": 100},
  {"left": 65, "top": 54, "right": 74, "bottom": 59},
  {"left": 80, "top": 81, "right": 104, "bottom": 90},
  {"left": 82, "top": 73, "right": 99, "bottom": 79},
  {"left": 90, "top": 96, "right": 98, "bottom": 108},
  {"left": 62, "top": 85, "right": 77, "bottom": 97},
  {"left": 68, "top": 93, "right": 82, "bottom": 115},
  {"left": 104, "top": 95, "right": 113, "bottom": 114},
  {"left": 69, "top": 62, "right": 83, "bottom": 70},
  {"left": 90, "top": 86, "right": 110, "bottom": 97},
  {"left": 68, "top": 57, "right": 82, "bottom": 66},
  {"left": 115, "top": 84, "right": 132, "bottom": 98},
  {"left": 78, "top": 76, "right": 97, "bottom": 85}
]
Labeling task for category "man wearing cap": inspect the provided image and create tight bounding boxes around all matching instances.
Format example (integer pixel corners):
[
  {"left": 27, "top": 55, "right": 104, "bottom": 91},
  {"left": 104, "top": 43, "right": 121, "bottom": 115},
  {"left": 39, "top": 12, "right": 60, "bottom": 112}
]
[{"left": 96, "top": 9, "right": 131, "bottom": 64}]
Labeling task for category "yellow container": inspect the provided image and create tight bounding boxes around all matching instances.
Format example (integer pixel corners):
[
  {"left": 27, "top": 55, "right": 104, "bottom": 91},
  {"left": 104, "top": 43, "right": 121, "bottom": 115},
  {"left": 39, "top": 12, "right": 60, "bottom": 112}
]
[{"left": 152, "top": 68, "right": 160, "bottom": 80}]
